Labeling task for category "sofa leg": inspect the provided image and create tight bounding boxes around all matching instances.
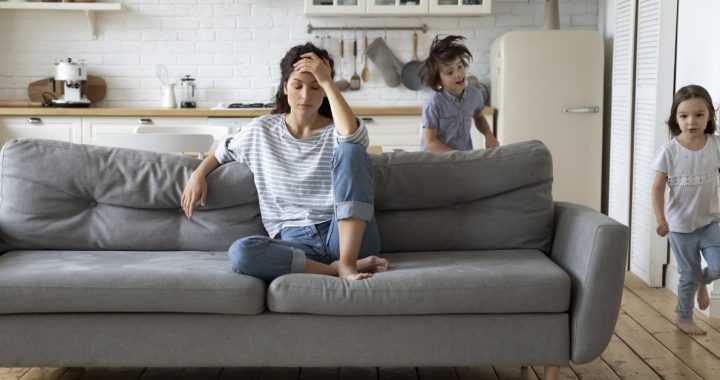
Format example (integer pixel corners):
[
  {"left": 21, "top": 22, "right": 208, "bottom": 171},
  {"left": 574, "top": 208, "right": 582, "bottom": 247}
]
[{"left": 544, "top": 366, "right": 559, "bottom": 380}]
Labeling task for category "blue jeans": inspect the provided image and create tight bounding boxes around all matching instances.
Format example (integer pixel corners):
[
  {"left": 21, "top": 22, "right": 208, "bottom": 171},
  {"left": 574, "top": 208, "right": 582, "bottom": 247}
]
[
  {"left": 668, "top": 222, "right": 720, "bottom": 320},
  {"left": 228, "top": 143, "right": 381, "bottom": 282}
]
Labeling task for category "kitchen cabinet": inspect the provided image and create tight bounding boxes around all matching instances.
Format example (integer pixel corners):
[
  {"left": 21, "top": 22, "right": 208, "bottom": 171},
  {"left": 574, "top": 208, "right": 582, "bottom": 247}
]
[
  {"left": 81, "top": 117, "right": 207, "bottom": 144},
  {"left": 362, "top": 114, "right": 493, "bottom": 152},
  {"left": 304, "top": 0, "right": 367, "bottom": 16},
  {"left": 0, "top": 2, "right": 123, "bottom": 39},
  {"left": 362, "top": 115, "right": 422, "bottom": 152},
  {"left": 304, "top": 0, "right": 490, "bottom": 15},
  {"left": 0, "top": 116, "right": 82, "bottom": 146},
  {"left": 428, "top": 0, "right": 490, "bottom": 15},
  {"left": 366, "top": 0, "right": 428, "bottom": 15}
]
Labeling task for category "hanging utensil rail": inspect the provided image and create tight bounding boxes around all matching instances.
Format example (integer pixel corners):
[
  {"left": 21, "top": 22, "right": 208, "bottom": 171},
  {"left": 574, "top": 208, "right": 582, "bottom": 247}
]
[{"left": 307, "top": 24, "right": 427, "bottom": 34}]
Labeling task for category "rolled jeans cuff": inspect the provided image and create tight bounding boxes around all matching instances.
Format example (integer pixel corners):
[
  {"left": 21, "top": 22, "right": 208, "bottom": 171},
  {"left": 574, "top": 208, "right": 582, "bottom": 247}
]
[
  {"left": 336, "top": 201, "right": 374, "bottom": 222},
  {"left": 290, "top": 247, "right": 307, "bottom": 273}
]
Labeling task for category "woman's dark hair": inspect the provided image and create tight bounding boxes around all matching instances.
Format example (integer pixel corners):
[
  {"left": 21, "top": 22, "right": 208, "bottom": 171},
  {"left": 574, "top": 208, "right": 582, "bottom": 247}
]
[
  {"left": 271, "top": 42, "right": 335, "bottom": 118},
  {"left": 419, "top": 35, "right": 472, "bottom": 91},
  {"left": 667, "top": 84, "right": 717, "bottom": 136}
]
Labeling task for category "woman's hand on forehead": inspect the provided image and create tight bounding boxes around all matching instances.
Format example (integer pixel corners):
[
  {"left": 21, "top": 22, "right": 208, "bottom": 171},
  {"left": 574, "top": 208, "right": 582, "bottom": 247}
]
[{"left": 294, "top": 53, "right": 332, "bottom": 85}]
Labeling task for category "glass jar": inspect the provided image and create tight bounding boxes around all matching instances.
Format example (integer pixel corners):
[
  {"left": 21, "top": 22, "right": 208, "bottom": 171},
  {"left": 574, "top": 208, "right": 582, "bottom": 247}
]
[{"left": 178, "top": 75, "right": 197, "bottom": 108}]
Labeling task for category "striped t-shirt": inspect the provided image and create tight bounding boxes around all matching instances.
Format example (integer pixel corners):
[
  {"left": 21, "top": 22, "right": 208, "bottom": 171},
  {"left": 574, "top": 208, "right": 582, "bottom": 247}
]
[{"left": 215, "top": 113, "right": 369, "bottom": 238}]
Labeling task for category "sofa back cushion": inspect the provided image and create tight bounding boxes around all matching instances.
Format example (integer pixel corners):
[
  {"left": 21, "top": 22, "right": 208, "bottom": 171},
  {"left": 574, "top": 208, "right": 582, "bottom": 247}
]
[
  {"left": 0, "top": 139, "right": 266, "bottom": 253},
  {"left": 372, "top": 139, "right": 553, "bottom": 253}
]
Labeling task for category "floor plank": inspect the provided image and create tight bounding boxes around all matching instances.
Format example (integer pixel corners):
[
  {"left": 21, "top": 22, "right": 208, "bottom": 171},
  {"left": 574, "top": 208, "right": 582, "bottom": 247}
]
[
  {"left": 621, "top": 287, "right": 720, "bottom": 379},
  {"left": 494, "top": 366, "right": 539, "bottom": 380},
  {"left": 57, "top": 368, "right": 84, "bottom": 380},
  {"left": 377, "top": 368, "right": 417, "bottom": 380},
  {"left": 217, "top": 367, "right": 261, "bottom": 380},
  {"left": 416, "top": 367, "right": 457, "bottom": 380},
  {"left": 298, "top": 367, "right": 338, "bottom": 380},
  {"left": 257, "top": 368, "right": 300, "bottom": 380},
  {"left": 624, "top": 273, "right": 720, "bottom": 351},
  {"left": 614, "top": 311, "right": 703, "bottom": 379},
  {"left": 139, "top": 368, "right": 184, "bottom": 380},
  {"left": 455, "top": 367, "right": 498, "bottom": 380},
  {"left": 18, "top": 368, "right": 68, "bottom": 380},
  {"left": 599, "top": 335, "right": 659, "bottom": 379},
  {"left": 80, "top": 368, "right": 145, "bottom": 380},
  {"left": 178, "top": 367, "right": 222, "bottom": 380},
  {"left": 568, "top": 358, "right": 620, "bottom": 380},
  {"left": 0, "top": 369, "right": 29, "bottom": 380},
  {"left": 338, "top": 367, "right": 376, "bottom": 380}
]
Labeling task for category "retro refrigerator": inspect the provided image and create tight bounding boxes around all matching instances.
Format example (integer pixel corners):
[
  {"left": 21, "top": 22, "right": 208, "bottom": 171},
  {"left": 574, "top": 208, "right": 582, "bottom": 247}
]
[{"left": 490, "top": 30, "right": 604, "bottom": 210}]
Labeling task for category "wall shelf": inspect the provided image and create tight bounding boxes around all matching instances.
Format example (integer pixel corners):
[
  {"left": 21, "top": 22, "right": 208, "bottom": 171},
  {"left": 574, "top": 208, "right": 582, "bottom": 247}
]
[{"left": 0, "top": 2, "right": 123, "bottom": 39}]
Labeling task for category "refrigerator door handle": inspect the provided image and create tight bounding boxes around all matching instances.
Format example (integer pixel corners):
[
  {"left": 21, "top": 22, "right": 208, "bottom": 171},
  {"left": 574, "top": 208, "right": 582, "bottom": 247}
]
[{"left": 562, "top": 106, "right": 600, "bottom": 113}]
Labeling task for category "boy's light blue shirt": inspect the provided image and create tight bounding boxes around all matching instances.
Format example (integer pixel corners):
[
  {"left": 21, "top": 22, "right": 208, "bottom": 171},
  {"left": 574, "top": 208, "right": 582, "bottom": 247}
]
[{"left": 420, "top": 85, "right": 485, "bottom": 151}]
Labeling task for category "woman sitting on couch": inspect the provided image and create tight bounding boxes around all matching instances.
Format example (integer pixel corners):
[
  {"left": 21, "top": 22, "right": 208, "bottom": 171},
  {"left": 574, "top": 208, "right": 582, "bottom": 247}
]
[{"left": 181, "top": 42, "right": 390, "bottom": 281}]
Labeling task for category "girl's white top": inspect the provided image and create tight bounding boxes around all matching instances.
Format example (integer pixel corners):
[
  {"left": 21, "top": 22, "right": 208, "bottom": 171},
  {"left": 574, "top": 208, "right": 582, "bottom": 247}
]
[
  {"left": 215, "top": 113, "right": 368, "bottom": 238},
  {"left": 653, "top": 134, "right": 720, "bottom": 233}
]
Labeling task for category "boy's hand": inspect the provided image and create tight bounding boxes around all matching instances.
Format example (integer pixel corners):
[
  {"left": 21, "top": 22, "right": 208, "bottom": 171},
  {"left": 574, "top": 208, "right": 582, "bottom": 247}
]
[
  {"left": 484, "top": 135, "right": 500, "bottom": 148},
  {"left": 656, "top": 222, "right": 669, "bottom": 237}
]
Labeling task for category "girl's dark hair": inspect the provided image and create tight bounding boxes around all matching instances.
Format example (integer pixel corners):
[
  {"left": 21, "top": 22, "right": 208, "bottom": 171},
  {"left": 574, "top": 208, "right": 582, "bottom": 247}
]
[
  {"left": 667, "top": 84, "right": 717, "bottom": 136},
  {"left": 419, "top": 35, "right": 472, "bottom": 91},
  {"left": 272, "top": 42, "right": 335, "bottom": 118}
]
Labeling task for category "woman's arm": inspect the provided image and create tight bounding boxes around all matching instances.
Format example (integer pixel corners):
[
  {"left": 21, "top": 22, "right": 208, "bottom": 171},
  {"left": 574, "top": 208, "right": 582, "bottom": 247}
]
[
  {"left": 181, "top": 153, "right": 220, "bottom": 219},
  {"left": 473, "top": 113, "right": 499, "bottom": 148},
  {"left": 651, "top": 171, "right": 669, "bottom": 236},
  {"left": 294, "top": 52, "right": 358, "bottom": 136}
]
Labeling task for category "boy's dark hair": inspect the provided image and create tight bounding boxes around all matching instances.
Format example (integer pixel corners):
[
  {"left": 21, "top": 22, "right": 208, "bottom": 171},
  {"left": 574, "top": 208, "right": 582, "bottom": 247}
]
[
  {"left": 419, "top": 35, "right": 472, "bottom": 91},
  {"left": 667, "top": 84, "right": 717, "bottom": 136},
  {"left": 272, "top": 42, "right": 335, "bottom": 118}
]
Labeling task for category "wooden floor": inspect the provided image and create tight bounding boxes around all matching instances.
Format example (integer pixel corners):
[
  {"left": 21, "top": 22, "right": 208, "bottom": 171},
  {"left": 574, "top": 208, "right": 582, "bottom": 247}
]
[{"left": 2, "top": 272, "right": 720, "bottom": 380}]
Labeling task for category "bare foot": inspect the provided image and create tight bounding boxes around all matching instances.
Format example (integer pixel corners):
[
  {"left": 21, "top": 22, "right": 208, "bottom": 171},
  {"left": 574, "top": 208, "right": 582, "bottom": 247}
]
[
  {"left": 357, "top": 256, "right": 391, "bottom": 273},
  {"left": 675, "top": 319, "right": 707, "bottom": 335},
  {"left": 698, "top": 285, "right": 710, "bottom": 310}
]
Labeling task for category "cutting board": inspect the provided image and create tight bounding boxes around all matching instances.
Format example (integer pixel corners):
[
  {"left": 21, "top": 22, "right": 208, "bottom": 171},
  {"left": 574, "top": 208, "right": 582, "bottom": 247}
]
[{"left": 27, "top": 75, "right": 107, "bottom": 104}]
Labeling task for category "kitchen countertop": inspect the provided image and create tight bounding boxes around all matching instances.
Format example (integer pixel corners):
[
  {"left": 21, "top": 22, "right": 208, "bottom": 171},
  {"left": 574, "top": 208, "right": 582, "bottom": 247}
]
[{"left": 0, "top": 106, "right": 495, "bottom": 117}]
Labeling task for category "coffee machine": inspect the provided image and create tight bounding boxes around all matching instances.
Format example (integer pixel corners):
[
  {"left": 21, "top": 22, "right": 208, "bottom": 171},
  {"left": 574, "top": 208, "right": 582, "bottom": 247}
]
[{"left": 50, "top": 58, "right": 91, "bottom": 108}]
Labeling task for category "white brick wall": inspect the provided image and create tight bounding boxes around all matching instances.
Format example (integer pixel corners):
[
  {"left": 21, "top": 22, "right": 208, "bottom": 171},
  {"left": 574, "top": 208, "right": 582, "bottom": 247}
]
[{"left": 0, "top": 0, "right": 599, "bottom": 107}]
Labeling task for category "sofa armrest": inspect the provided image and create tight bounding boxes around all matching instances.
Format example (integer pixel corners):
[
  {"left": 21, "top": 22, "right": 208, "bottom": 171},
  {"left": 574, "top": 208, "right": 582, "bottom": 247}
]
[{"left": 550, "top": 202, "right": 628, "bottom": 364}]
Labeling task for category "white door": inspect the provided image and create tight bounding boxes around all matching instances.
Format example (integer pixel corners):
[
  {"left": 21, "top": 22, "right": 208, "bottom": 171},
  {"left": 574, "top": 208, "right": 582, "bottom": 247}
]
[{"left": 492, "top": 30, "right": 604, "bottom": 211}]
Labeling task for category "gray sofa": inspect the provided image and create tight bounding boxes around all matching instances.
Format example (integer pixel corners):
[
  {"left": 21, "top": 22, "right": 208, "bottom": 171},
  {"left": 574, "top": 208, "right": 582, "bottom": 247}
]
[{"left": 0, "top": 138, "right": 627, "bottom": 378}]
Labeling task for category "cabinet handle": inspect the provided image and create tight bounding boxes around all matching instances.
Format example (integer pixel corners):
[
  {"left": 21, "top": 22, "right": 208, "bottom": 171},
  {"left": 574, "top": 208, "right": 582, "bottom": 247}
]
[
  {"left": 138, "top": 118, "right": 154, "bottom": 125},
  {"left": 360, "top": 117, "right": 374, "bottom": 124},
  {"left": 27, "top": 117, "right": 42, "bottom": 124}
]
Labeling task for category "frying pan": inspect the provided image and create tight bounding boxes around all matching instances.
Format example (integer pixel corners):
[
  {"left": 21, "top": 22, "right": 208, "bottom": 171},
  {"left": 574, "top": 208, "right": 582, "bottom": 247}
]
[{"left": 400, "top": 31, "right": 423, "bottom": 91}]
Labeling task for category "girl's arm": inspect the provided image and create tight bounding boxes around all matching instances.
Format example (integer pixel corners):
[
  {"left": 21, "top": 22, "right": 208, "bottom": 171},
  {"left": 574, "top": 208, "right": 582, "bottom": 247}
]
[
  {"left": 473, "top": 113, "right": 499, "bottom": 148},
  {"left": 181, "top": 153, "right": 220, "bottom": 219},
  {"left": 295, "top": 52, "right": 358, "bottom": 136},
  {"left": 651, "top": 171, "right": 669, "bottom": 237},
  {"left": 423, "top": 128, "right": 452, "bottom": 152}
]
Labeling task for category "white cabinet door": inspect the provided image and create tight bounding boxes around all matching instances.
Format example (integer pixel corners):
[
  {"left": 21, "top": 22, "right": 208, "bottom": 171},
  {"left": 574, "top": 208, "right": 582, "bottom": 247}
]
[
  {"left": 366, "top": 0, "right": 428, "bottom": 15},
  {"left": 304, "top": 0, "right": 367, "bottom": 15},
  {"left": 81, "top": 116, "right": 207, "bottom": 144},
  {"left": 429, "top": 0, "right": 491, "bottom": 15},
  {"left": 362, "top": 115, "right": 421, "bottom": 152},
  {"left": 0, "top": 116, "right": 82, "bottom": 147}
]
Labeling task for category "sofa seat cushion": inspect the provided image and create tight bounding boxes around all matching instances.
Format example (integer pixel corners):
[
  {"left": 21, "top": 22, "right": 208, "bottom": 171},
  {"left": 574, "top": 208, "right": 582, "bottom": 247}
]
[
  {"left": 267, "top": 250, "right": 570, "bottom": 315},
  {"left": 0, "top": 250, "right": 266, "bottom": 315}
]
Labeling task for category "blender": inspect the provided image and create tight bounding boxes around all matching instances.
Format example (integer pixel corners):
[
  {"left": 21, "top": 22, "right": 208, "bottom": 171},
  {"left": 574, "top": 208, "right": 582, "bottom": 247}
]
[{"left": 178, "top": 75, "right": 197, "bottom": 108}]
